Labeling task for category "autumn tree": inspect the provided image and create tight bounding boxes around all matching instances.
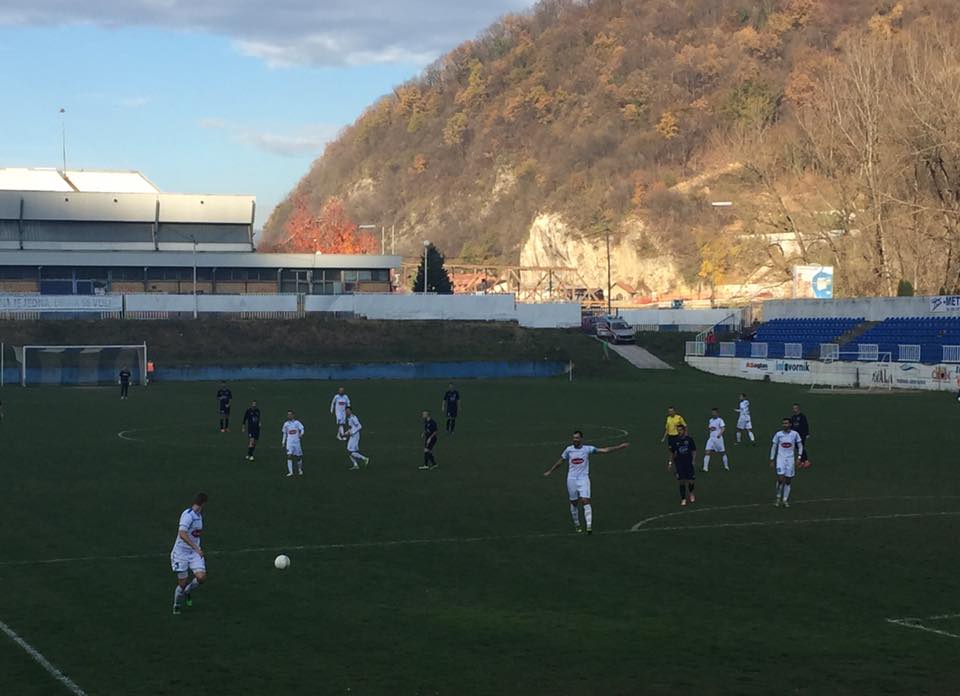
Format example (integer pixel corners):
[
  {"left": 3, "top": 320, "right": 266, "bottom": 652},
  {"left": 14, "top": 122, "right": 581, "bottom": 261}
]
[{"left": 267, "top": 195, "right": 377, "bottom": 255}]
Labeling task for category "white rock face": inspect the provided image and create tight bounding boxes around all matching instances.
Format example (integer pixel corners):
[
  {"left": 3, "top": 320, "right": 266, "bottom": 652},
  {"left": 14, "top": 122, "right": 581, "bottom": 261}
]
[{"left": 519, "top": 213, "right": 685, "bottom": 293}]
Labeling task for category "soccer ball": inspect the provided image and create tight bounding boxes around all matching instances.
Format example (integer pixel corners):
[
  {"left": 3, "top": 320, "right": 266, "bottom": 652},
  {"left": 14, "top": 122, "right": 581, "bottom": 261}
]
[{"left": 274, "top": 554, "right": 291, "bottom": 570}]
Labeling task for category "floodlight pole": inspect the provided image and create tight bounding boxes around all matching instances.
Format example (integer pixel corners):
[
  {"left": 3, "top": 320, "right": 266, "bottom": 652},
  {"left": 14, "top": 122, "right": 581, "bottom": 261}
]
[
  {"left": 192, "top": 238, "right": 198, "bottom": 319},
  {"left": 59, "top": 108, "right": 67, "bottom": 174},
  {"left": 605, "top": 228, "right": 612, "bottom": 316}
]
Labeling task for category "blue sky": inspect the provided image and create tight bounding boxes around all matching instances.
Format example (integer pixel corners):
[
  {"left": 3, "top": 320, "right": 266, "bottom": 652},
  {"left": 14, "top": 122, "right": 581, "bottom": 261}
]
[{"left": 0, "top": 1, "right": 532, "bottom": 227}]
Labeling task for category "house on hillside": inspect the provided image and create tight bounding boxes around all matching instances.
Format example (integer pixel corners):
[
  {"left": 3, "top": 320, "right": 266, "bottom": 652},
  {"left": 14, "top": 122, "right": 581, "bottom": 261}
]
[{"left": 611, "top": 281, "right": 638, "bottom": 303}]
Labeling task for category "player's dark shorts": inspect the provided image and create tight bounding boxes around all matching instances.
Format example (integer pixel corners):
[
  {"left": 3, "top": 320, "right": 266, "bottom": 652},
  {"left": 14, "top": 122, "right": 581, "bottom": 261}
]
[
  {"left": 667, "top": 434, "right": 679, "bottom": 448},
  {"left": 424, "top": 438, "right": 437, "bottom": 451},
  {"left": 674, "top": 461, "right": 695, "bottom": 480},
  {"left": 248, "top": 428, "right": 260, "bottom": 441},
  {"left": 446, "top": 406, "right": 458, "bottom": 418},
  {"left": 219, "top": 403, "right": 231, "bottom": 416}
]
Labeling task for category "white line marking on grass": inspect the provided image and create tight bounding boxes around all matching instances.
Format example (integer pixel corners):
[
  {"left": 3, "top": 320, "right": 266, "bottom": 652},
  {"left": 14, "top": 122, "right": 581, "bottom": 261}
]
[
  {"left": 630, "top": 495, "right": 960, "bottom": 531},
  {"left": 0, "top": 618, "right": 87, "bottom": 695},
  {"left": 886, "top": 618, "right": 960, "bottom": 640},
  {"left": 1, "top": 508, "right": 957, "bottom": 568}
]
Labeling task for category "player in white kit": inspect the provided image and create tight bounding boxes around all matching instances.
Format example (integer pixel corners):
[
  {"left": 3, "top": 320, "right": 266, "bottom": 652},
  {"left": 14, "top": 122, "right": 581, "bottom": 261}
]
[
  {"left": 343, "top": 406, "right": 370, "bottom": 470},
  {"left": 770, "top": 417, "right": 803, "bottom": 508},
  {"left": 703, "top": 407, "right": 730, "bottom": 472},
  {"left": 282, "top": 409, "right": 305, "bottom": 477},
  {"left": 735, "top": 392, "right": 756, "bottom": 445},
  {"left": 543, "top": 430, "right": 629, "bottom": 534},
  {"left": 330, "top": 387, "right": 351, "bottom": 439},
  {"left": 170, "top": 492, "right": 208, "bottom": 615}
]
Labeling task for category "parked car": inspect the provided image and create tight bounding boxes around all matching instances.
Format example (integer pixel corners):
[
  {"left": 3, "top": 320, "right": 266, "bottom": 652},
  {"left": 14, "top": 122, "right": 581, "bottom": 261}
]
[{"left": 596, "top": 316, "right": 636, "bottom": 344}]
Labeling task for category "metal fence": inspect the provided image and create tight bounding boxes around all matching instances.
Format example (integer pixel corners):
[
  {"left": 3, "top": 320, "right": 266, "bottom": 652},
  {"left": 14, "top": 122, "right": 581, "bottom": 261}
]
[
  {"left": 685, "top": 341, "right": 706, "bottom": 357},
  {"left": 858, "top": 343, "right": 879, "bottom": 361},
  {"left": 820, "top": 343, "right": 840, "bottom": 361},
  {"left": 750, "top": 342, "right": 768, "bottom": 358},
  {"left": 943, "top": 346, "right": 960, "bottom": 363},
  {"left": 898, "top": 344, "right": 921, "bottom": 362},
  {"left": 719, "top": 342, "right": 736, "bottom": 357},
  {"left": 784, "top": 342, "right": 803, "bottom": 359}
]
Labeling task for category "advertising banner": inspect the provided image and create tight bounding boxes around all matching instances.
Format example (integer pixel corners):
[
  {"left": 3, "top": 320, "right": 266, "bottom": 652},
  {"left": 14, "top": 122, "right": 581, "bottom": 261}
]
[
  {"left": 0, "top": 294, "right": 122, "bottom": 312},
  {"left": 929, "top": 296, "right": 960, "bottom": 312},
  {"left": 792, "top": 265, "right": 834, "bottom": 299}
]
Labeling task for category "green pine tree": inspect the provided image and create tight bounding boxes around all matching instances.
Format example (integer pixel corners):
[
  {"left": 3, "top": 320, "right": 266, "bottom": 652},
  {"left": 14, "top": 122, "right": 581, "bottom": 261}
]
[{"left": 412, "top": 243, "right": 454, "bottom": 294}]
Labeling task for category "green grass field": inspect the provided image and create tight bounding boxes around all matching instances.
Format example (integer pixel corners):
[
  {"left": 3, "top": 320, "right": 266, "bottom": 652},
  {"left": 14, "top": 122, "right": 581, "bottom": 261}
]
[{"left": 1, "top": 364, "right": 958, "bottom": 695}]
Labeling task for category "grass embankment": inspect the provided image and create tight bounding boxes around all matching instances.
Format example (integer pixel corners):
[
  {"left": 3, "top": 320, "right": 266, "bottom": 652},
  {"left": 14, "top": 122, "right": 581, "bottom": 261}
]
[{"left": 0, "top": 319, "right": 685, "bottom": 377}]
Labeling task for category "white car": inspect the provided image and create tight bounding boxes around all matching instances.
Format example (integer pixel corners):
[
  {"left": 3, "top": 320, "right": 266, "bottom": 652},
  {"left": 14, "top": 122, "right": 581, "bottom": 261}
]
[{"left": 596, "top": 317, "right": 636, "bottom": 344}]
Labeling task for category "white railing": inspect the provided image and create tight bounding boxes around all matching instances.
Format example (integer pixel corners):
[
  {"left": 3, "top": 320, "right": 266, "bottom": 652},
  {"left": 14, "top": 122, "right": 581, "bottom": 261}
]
[
  {"left": 784, "top": 342, "right": 803, "bottom": 359},
  {"left": 820, "top": 343, "right": 839, "bottom": 361},
  {"left": 719, "top": 342, "right": 736, "bottom": 357},
  {"left": 898, "top": 344, "right": 921, "bottom": 362},
  {"left": 943, "top": 346, "right": 960, "bottom": 363},
  {"left": 858, "top": 343, "right": 879, "bottom": 361},
  {"left": 685, "top": 341, "right": 706, "bottom": 357},
  {"left": 750, "top": 342, "right": 768, "bottom": 358}
]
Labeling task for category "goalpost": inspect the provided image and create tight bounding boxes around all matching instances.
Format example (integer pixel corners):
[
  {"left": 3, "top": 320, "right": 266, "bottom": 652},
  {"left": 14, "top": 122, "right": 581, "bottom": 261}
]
[
  {"left": 809, "top": 350, "right": 893, "bottom": 393},
  {"left": 16, "top": 343, "right": 148, "bottom": 387}
]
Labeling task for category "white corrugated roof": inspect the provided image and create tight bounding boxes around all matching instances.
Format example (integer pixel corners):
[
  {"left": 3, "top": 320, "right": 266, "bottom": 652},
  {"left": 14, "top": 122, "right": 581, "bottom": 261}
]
[
  {"left": 64, "top": 170, "right": 159, "bottom": 193},
  {"left": 0, "top": 168, "right": 73, "bottom": 192},
  {"left": 0, "top": 168, "right": 160, "bottom": 193}
]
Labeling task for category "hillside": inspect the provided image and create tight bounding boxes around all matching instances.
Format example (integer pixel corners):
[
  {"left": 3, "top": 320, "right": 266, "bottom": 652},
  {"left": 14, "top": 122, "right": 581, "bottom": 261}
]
[{"left": 265, "top": 0, "right": 960, "bottom": 298}]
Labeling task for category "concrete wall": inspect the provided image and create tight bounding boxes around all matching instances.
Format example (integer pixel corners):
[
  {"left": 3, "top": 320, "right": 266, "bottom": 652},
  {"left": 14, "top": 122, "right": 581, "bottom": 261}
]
[
  {"left": 515, "top": 302, "right": 581, "bottom": 328},
  {"left": 687, "top": 355, "right": 960, "bottom": 391},
  {"left": 619, "top": 307, "right": 745, "bottom": 330},
  {"left": 762, "top": 296, "right": 960, "bottom": 321}
]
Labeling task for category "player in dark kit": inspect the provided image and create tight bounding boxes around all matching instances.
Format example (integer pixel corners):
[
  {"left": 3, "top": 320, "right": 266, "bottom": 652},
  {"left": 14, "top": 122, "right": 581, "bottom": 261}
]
[
  {"left": 217, "top": 382, "right": 232, "bottom": 432},
  {"left": 442, "top": 383, "right": 460, "bottom": 434},
  {"left": 419, "top": 411, "right": 439, "bottom": 470},
  {"left": 790, "top": 403, "right": 811, "bottom": 467},
  {"left": 242, "top": 400, "right": 261, "bottom": 460},
  {"left": 119, "top": 366, "right": 131, "bottom": 399},
  {"left": 669, "top": 424, "right": 697, "bottom": 506}
]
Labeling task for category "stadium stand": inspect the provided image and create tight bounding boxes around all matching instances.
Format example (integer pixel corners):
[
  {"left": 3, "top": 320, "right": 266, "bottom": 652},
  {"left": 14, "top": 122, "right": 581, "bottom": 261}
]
[{"left": 722, "top": 315, "right": 960, "bottom": 364}]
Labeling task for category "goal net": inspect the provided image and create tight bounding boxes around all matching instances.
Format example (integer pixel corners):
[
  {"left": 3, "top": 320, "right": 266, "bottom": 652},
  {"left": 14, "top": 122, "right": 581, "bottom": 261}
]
[
  {"left": 15, "top": 344, "right": 148, "bottom": 386},
  {"left": 809, "top": 351, "right": 894, "bottom": 393}
]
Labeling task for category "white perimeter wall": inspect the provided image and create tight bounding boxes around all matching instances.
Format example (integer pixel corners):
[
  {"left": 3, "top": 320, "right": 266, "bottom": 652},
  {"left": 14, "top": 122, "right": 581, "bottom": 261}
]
[
  {"left": 5, "top": 293, "right": 581, "bottom": 327},
  {"left": 763, "top": 296, "right": 960, "bottom": 321},
  {"left": 619, "top": 307, "right": 744, "bottom": 329},
  {"left": 687, "top": 355, "right": 960, "bottom": 391}
]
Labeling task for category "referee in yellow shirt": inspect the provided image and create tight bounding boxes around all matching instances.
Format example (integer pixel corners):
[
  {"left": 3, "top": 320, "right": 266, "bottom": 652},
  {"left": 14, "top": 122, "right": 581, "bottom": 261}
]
[{"left": 662, "top": 406, "right": 687, "bottom": 465}]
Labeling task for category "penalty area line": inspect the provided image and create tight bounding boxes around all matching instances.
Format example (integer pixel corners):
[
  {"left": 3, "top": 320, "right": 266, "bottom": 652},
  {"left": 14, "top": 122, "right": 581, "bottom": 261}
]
[
  {"left": 0, "top": 618, "right": 87, "bottom": 695},
  {"left": 0, "top": 509, "right": 958, "bottom": 569},
  {"left": 885, "top": 618, "right": 960, "bottom": 640}
]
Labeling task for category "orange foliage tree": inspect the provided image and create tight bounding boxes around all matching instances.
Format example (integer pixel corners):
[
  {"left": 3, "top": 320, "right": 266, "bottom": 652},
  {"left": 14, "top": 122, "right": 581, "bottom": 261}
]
[{"left": 267, "top": 195, "right": 377, "bottom": 254}]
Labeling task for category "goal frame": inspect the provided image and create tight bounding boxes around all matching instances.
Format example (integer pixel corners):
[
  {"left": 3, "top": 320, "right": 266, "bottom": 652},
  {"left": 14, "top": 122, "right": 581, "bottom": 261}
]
[
  {"left": 19, "top": 343, "right": 148, "bottom": 387},
  {"left": 809, "top": 350, "right": 893, "bottom": 393}
]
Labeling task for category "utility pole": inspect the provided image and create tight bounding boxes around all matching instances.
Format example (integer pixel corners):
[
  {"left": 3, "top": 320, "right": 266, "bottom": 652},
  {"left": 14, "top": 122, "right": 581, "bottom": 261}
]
[{"left": 605, "top": 228, "right": 612, "bottom": 316}]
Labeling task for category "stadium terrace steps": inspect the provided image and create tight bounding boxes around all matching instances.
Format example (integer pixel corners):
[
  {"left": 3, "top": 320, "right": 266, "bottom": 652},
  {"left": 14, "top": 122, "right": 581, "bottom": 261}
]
[{"left": 836, "top": 320, "right": 881, "bottom": 347}]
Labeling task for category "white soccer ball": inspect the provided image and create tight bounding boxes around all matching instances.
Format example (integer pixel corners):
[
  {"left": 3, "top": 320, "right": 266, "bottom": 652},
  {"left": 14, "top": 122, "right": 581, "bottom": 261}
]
[{"left": 274, "top": 554, "right": 291, "bottom": 570}]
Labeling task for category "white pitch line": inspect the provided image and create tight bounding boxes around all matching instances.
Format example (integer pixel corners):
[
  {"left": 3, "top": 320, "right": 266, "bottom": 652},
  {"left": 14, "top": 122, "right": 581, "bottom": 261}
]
[
  {"left": 0, "top": 508, "right": 957, "bottom": 569},
  {"left": 0, "top": 618, "right": 87, "bottom": 695},
  {"left": 630, "top": 495, "right": 960, "bottom": 532},
  {"left": 885, "top": 618, "right": 960, "bottom": 640}
]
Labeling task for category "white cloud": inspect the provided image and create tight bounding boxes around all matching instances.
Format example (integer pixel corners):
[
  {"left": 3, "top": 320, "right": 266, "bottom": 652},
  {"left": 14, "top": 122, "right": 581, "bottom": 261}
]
[
  {"left": 200, "top": 117, "right": 337, "bottom": 156},
  {"left": 0, "top": 1, "right": 535, "bottom": 67}
]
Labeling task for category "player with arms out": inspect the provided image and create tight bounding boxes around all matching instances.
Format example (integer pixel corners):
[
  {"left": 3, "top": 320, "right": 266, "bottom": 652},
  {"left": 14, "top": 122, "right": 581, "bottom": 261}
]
[
  {"left": 217, "top": 381, "right": 233, "bottom": 432},
  {"left": 734, "top": 392, "right": 755, "bottom": 445},
  {"left": 543, "top": 430, "right": 629, "bottom": 534},
  {"left": 282, "top": 409, "right": 305, "bottom": 477},
  {"left": 242, "top": 400, "right": 261, "bottom": 461},
  {"left": 669, "top": 424, "right": 697, "bottom": 506},
  {"left": 330, "top": 387, "right": 351, "bottom": 439},
  {"left": 343, "top": 406, "right": 370, "bottom": 470},
  {"left": 419, "top": 411, "right": 439, "bottom": 470},
  {"left": 171, "top": 492, "right": 208, "bottom": 615},
  {"left": 119, "top": 366, "right": 131, "bottom": 400},
  {"left": 770, "top": 418, "right": 803, "bottom": 508},
  {"left": 703, "top": 407, "right": 729, "bottom": 472},
  {"left": 661, "top": 406, "right": 686, "bottom": 467}
]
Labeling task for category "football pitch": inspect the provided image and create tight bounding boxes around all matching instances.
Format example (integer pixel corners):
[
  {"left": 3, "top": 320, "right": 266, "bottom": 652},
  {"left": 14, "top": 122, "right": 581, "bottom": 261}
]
[{"left": 1, "top": 366, "right": 958, "bottom": 695}]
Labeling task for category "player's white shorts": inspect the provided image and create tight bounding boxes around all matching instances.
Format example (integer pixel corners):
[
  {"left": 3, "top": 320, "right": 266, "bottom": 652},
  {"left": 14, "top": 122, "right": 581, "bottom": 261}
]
[
  {"left": 170, "top": 550, "right": 205, "bottom": 576},
  {"left": 286, "top": 442, "right": 303, "bottom": 457},
  {"left": 335, "top": 413, "right": 346, "bottom": 425},
  {"left": 567, "top": 475, "right": 591, "bottom": 500},
  {"left": 737, "top": 415, "right": 753, "bottom": 430},
  {"left": 706, "top": 436, "right": 725, "bottom": 453},
  {"left": 776, "top": 459, "right": 796, "bottom": 478},
  {"left": 347, "top": 434, "right": 360, "bottom": 452}
]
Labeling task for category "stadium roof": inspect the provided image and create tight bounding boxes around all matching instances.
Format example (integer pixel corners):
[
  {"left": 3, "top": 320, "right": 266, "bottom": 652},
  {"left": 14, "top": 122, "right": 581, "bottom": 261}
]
[
  {"left": 0, "top": 168, "right": 160, "bottom": 193},
  {"left": 0, "top": 249, "right": 401, "bottom": 269}
]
